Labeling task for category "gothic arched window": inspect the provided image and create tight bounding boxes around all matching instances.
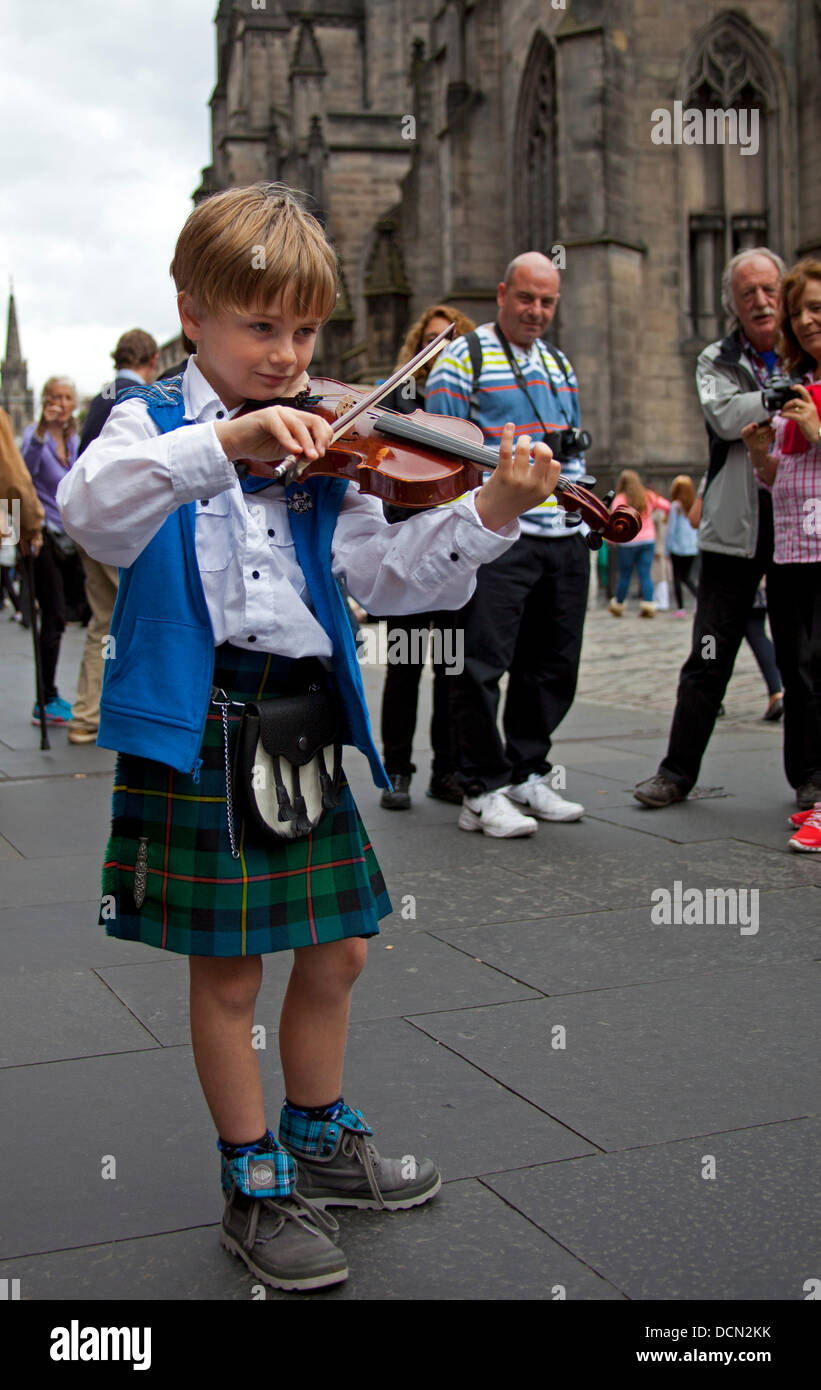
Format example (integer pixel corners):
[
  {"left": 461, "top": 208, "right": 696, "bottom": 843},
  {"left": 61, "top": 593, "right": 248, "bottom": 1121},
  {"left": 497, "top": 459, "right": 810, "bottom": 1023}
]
[
  {"left": 680, "top": 14, "right": 787, "bottom": 340},
  {"left": 514, "top": 34, "right": 557, "bottom": 257}
]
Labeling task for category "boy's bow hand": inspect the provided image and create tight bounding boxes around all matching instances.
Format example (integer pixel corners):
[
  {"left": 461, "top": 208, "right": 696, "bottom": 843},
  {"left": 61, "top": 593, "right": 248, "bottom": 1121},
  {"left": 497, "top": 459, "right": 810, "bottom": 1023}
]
[
  {"left": 214, "top": 406, "right": 333, "bottom": 475},
  {"left": 475, "top": 422, "right": 561, "bottom": 533}
]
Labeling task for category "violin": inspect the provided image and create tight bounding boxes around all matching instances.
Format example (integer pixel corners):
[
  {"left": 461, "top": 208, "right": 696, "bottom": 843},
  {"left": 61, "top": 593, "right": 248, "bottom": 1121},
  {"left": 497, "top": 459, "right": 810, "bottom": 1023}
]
[{"left": 235, "top": 325, "right": 641, "bottom": 549}]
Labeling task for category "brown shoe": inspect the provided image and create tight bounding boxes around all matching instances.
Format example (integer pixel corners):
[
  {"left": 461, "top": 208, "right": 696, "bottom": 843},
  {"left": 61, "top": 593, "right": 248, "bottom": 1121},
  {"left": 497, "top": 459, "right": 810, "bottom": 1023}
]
[
  {"left": 67, "top": 728, "right": 98, "bottom": 744},
  {"left": 633, "top": 774, "right": 688, "bottom": 808}
]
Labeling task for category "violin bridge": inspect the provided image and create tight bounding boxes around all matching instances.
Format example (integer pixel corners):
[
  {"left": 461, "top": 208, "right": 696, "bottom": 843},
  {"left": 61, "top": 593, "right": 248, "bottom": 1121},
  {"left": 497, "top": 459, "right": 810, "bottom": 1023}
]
[{"left": 335, "top": 394, "right": 358, "bottom": 418}]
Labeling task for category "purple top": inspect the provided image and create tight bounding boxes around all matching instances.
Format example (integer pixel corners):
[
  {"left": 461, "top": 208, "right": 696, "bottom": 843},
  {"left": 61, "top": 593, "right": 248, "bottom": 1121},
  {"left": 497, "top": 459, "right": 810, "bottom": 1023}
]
[{"left": 22, "top": 425, "right": 79, "bottom": 532}]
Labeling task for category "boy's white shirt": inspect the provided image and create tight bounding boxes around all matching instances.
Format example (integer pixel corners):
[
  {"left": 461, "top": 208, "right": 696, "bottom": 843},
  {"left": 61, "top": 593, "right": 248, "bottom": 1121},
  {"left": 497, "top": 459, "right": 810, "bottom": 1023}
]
[{"left": 57, "top": 357, "right": 518, "bottom": 659}]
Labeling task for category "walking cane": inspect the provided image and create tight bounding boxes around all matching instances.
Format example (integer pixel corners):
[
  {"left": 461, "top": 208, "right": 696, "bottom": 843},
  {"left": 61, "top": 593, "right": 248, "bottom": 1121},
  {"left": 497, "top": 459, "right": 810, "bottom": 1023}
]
[{"left": 23, "top": 547, "right": 49, "bottom": 750}]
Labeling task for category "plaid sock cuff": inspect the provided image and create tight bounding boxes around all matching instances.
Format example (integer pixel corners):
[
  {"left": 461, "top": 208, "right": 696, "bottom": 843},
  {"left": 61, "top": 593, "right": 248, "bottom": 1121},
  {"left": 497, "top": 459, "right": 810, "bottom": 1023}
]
[
  {"left": 279, "top": 1101, "right": 373, "bottom": 1157},
  {"left": 218, "top": 1129, "right": 296, "bottom": 1199}
]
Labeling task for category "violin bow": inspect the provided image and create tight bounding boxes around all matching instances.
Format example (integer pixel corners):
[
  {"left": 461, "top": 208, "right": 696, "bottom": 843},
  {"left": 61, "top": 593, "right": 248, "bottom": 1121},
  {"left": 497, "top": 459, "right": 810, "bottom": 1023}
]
[{"left": 266, "top": 321, "right": 457, "bottom": 481}]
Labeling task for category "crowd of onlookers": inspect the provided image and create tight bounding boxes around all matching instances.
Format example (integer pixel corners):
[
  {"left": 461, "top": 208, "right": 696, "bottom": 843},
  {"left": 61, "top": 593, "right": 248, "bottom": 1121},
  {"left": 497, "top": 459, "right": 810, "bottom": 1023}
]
[
  {"left": 2, "top": 245, "right": 821, "bottom": 857},
  {"left": 0, "top": 331, "right": 159, "bottom": 736}
]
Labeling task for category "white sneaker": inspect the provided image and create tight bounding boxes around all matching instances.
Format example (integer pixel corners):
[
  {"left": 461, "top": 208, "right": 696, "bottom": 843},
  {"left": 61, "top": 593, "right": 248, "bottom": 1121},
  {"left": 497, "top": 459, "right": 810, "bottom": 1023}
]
[
  {"left": 457, "top": 790, "right": 538, "bottom": 838},
  {"left": 506, "top": 773, "right": 585, "bottom": 822}
]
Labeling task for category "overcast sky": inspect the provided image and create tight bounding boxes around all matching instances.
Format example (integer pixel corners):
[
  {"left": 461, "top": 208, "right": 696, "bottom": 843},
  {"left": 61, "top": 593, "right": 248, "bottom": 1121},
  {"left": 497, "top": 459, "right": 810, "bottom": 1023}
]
[{"left": 0, "top": 0, "right": 216, "bottom": 404}]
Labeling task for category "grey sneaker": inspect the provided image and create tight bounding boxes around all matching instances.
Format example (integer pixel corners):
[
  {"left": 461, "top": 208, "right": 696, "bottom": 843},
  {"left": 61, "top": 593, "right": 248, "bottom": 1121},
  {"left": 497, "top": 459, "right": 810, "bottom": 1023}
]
[
  {"left": 221, "top": 1184, "right": 348, "bottom": 1291},
  {"left": 633, "top": 774, "right": 688, "bottom": 808},
  {"left": 280, "top": 1103, "right": 441, "bottom": 1211}
]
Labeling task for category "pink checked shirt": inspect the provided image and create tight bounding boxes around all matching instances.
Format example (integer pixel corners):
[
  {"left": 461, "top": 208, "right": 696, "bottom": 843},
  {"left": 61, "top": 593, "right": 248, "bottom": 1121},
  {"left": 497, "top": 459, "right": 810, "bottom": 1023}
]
[{"left": 770, "top": 408, "right": 821, "bottom": 565}]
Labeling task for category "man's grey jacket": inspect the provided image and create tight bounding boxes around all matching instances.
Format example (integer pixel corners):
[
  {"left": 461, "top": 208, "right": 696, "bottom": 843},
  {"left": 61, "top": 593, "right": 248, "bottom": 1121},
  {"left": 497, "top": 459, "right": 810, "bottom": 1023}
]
[{"left": 695, "top": 329, "right": 773, "bottom": 559}]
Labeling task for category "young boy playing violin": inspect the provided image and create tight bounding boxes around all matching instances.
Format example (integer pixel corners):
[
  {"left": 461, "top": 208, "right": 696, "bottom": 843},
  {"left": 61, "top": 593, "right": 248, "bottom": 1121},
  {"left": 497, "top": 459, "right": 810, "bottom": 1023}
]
[{"left": 57, "top": 182, "right": 559, "bottom": 1293}]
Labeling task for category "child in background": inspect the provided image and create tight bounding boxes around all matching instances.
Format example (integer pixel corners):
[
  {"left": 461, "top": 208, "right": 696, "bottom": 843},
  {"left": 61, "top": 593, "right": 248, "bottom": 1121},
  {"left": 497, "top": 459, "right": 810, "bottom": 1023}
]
[
  {"left": 665, "top": 474, "right": 699, "bottom": 616},
  {"left": 57, "top": 182, "right": 560, "bottom": 1292}
]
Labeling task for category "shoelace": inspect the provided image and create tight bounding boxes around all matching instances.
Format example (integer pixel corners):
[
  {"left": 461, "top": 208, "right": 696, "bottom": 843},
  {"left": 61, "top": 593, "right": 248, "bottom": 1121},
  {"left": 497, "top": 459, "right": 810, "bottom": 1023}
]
[
  {"left": 796, "top": 806, "right": 821, "bottom": 833},
  {"left": 342, "top": 1132, "right": 387, "bottom": 1210},
  {"left": 247, "top": 1190, "right": 340, "bottom": 1247}
]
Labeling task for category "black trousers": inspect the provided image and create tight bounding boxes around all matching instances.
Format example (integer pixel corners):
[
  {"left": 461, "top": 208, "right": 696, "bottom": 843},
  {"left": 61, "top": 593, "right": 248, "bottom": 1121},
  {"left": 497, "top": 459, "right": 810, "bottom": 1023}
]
[
  {"left": 745, "top": 609, "right": 782, "bottom": 698},
  {"left": 379, "top": 611, "right": 455, "bottom": 778},
  {"left": 661, "top": 493, "right": 774, "bottom": 791},
  {"left": 449, "top": 532, "right": 590, "bottom": 794},
  {"left": 670, "top": 553, "right": 698, "bottom": 609},
  {"left": 31, "top": 531, "right": 77, "bottom": 702},
  {"left": 766, "top": 561, "right": 821, "bottom": 788}
]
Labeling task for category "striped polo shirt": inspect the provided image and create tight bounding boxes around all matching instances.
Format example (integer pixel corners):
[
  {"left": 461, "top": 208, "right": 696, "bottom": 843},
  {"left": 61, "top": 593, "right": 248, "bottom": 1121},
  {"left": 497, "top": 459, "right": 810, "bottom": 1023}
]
[{"left": 425, "top": 322, "right": 587, "bottom": 538}]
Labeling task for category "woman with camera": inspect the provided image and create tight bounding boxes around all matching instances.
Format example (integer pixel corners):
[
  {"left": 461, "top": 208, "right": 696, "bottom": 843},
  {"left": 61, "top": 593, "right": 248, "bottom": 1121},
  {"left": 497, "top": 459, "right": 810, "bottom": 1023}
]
[
  {"left": 742, "top": 258, "right": 821, "bottom": 843},
  {"left": 21, "top": 376, "right": 81, "bottom": 724}
]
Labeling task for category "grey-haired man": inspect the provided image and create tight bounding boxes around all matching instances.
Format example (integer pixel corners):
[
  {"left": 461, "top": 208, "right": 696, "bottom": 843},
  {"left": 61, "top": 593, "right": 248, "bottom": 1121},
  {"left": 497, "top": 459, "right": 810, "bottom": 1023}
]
[{"left": 633, "top": 248, "right": 812, "bottom": 807}]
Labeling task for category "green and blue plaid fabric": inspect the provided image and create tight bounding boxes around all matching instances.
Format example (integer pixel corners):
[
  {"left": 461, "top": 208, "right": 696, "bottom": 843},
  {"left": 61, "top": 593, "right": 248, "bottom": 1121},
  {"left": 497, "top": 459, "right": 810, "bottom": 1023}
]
[
  {"left": 279, "top": 1101, "right": 373, "bottom": 1158},
  {"left": 100, "top": 645, "right": 391, "bottom": 956},
  {"left": 219, "top": 1129, "right": 296, "bottom": 1200}
]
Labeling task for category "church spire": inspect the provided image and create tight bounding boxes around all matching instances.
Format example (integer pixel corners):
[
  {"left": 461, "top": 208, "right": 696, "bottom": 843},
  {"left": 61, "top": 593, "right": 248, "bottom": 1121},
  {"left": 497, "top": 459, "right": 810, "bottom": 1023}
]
[
  {"left": 5, "top": 284, "right": 23, "bottom": 368},
  {"left": 0, "top": 283, "right": 35, "bottom": 438}
]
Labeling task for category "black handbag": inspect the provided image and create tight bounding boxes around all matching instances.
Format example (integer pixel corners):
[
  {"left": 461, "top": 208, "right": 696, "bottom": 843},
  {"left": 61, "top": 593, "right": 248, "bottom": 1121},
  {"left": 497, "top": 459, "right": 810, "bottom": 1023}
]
[{"left": 232, "top": 687, "right": 343, "bottom": 842}]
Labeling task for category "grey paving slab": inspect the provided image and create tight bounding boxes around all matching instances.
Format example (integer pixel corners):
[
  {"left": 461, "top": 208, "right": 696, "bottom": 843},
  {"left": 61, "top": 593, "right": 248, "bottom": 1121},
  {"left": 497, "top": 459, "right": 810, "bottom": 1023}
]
[
  {"left": 0, "top": 1022, "right": 591, "bottom": 1262},
  {"left": 0, "top": 1048, "right": 217, "bottom": 1258},
  {"left": 410, "top": 963, "right": 819, "bottom": 1149},
  {"left": 362, "top": 816, "right": 597, "bottom": 878},
  {"left": 0, "top": 745, "right": 116, "bottom": 779},
  {"left": 0, "top": 966, "right": 160, "bottom": 1066},
  {"left": 340, "top": 1017, "right": 596, "bottom": 1179},
  {"left": 380, "top": 865, "right": 597, "bottom": 931},
  {"left": 0, "top": 900, "right": 159, "bottom": 973},
  {"left": 0, "top": 773, "right": 113, "bottom": 859},
  {"left": 0, "top": 1178, "right": 624, "bottom": 1302},
  {"left": 0, "top": 831, "right": 21, "bottom": 860},
  {"left": 510, "top": 837, "right": 821, "bottom": 903},
  {"left": 94, "top": 934, "right": 541, "bottom": 1047},
  {"left": 591, "top": 801, "right": 815, "bottom": 854},
  {"left": 555, "top": 702, "right": 674, "bottom": 740},
  {"left": 0, "top": 853, "right": 103, "bottom": 908},
  {"left": 432, "top": 886, "right": 821, "bottom": 995},
  {"left": 485, "top": 1118, "right": 821, "bottom": 1301}
]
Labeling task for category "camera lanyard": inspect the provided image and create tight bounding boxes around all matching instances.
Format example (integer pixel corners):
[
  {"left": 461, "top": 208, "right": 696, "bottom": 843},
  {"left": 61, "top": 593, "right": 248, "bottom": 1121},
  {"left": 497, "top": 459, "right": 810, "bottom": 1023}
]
[{"left": 493, "top": 322, "right": 574, "bottom": 438}]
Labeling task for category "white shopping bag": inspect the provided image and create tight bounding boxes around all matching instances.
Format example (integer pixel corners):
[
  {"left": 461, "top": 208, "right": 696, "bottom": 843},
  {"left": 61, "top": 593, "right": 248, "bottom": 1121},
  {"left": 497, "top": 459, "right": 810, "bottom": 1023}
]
[{"left": 654, "top": 578, "right": 670, "bottom": 610}]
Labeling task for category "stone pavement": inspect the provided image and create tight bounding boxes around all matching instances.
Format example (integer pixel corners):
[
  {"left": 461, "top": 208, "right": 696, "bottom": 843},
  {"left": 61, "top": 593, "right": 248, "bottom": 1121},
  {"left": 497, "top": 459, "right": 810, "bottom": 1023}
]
[{"left": 0, "top": 597, "right": 818, "bottom": 1305}]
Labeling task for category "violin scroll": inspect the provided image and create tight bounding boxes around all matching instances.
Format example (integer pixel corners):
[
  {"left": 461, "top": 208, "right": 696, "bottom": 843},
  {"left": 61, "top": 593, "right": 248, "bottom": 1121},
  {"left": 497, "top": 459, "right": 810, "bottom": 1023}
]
[{"left": 553, "top": 477, "right": 642, "bottom": 548}]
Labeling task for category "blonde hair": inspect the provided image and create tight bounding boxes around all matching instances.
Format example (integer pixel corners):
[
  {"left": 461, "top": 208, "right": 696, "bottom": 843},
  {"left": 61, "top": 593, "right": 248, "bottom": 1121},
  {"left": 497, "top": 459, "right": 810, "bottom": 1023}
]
[
  {"left": 670, "top": 474, "right": 695, "bottom": 511},
  {"left": 41, "top": 376, "right": 78, "bottom": 443},
  {"left": 617, "top": 469, "right": 648, "bottom": 513},
  {"left": 170, "top": 182, "right": 338, "bottom": 321},
  {"left": 395, "top": 304, "right": 477, "bottom": 383}
]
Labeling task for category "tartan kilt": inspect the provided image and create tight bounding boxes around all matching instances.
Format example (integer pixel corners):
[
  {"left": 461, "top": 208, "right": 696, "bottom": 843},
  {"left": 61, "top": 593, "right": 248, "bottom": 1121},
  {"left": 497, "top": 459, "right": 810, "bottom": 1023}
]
[{"left": 100, "top": 645, "right": 391, "bottom": 956}]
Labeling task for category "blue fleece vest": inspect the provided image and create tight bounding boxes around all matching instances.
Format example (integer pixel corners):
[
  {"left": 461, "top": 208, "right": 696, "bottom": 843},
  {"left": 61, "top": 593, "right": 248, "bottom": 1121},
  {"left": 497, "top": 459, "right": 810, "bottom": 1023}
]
[{"left": 98, "top": 375, "right": 389, "bottom": 788}]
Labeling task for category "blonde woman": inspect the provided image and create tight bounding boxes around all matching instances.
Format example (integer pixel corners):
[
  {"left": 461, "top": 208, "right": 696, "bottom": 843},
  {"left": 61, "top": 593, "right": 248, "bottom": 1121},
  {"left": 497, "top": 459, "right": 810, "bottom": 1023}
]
[
  {"left": 608, "top": 469, "right": 670, "bottom": 617},
  {"left": 382, "top": 303, "right": 477, "bottom": 414},
  {"left": 21, "top": 377, "right": 80, "bottom": 723}
]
